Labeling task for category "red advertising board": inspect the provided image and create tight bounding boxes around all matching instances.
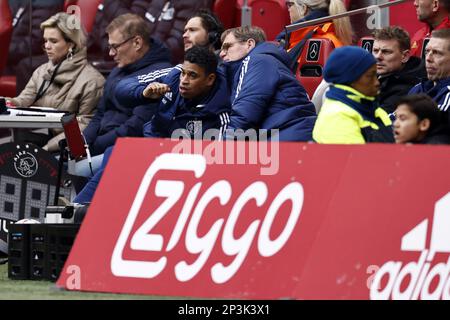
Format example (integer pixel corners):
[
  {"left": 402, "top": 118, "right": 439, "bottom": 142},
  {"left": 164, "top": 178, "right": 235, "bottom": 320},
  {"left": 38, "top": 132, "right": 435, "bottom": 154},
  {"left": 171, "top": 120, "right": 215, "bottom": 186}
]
[{"left": 57, "top": 138, "right": 450, "bottom": 300}]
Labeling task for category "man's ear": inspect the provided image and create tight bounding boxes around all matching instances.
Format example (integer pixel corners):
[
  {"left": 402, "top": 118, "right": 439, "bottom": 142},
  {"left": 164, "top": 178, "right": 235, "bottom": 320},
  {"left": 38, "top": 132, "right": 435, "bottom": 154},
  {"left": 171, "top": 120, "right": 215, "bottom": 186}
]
[
  {"left": 206, "top": 73, "right": 216, "bottom": 87},
  {"left": 419, "top": 118, "right": 431, "bottom": 132},
  {"left": 401, "top": 49, "right": 411, "bottom": 64},
  {"left": 433, "top": 0, "right": 440, "bottom": 12},
  {"left": 247, "top": 38, "right": 256, "bottom": 51},
  {"left": 134, "top": 36, "right": 144, "bottom": 51}
]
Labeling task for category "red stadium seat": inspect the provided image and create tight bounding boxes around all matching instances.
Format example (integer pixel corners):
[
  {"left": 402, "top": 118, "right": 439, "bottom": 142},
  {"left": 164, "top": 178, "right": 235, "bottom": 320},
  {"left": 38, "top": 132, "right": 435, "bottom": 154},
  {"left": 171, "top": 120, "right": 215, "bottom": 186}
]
[
  {"left": 295, "top": 38, "right": 336, "bottom": 98},
  {"left": 214, "top": 0, "right": 290, "bottom": 41},
  {"left": 358, "top": 36, "right": 374, "bottom": 52},
  {"left": 237, "top": 0, "right": 290, "bottom": 41},
  {"left": 0, "top": 0, "right": 12, "bottom": 75},
  {"left": 214, "top": 0, "right": 239, "bottom": 30},
  {"left": 65, "top": 0, "right": 103, "bottom": 33},
  {"left": 0, "top": 0, "right": 13, "bottom": 97},
  {"left": 0, "top": 76, "right": 16, "bottom": 98}
]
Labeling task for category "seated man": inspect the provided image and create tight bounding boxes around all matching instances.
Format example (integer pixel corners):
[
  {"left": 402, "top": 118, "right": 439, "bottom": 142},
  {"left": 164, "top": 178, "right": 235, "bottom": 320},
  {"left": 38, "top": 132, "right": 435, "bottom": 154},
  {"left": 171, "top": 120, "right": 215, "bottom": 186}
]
[
  {"left": 313, "top": 46, "right": 394, "bottom": 144},
  {"left": 409, "top": 29, "right": 450, "bottom": 129},
  {"left": 114, "top": 9, "right": 224, "bottom": 106},
  {"left": 142, "top": 46, "right": 231, "bottom": 138},
  {"left": 373, "top": 26, "right": 427, "bottom": 114},
  {"left": 74, "top": 46, "right": 231, "bottom": 204},
  {"left": 82, "top": 13, "right": 172, "bottom": 158},
  {"left": 220, "top": 26, "right": 317, "bottom": 141},
  {"left": 393, "top": 94, "right": 450, "bottom": 144},
  {"left": 411, "top": 0, "right": 450, "bottom": 57}
]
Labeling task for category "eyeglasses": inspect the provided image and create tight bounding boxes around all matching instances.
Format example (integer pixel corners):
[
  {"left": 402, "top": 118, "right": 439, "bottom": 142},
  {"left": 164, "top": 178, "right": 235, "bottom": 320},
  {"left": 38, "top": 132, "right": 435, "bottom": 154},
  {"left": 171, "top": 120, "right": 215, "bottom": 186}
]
[{"left": 108, "top": 36, "right": 135, "bottom": 54}]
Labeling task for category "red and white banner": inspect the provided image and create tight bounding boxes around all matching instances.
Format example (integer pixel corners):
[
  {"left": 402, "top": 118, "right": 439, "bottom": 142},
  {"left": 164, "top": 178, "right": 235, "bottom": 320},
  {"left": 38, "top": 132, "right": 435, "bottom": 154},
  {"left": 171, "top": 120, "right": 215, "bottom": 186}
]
[{"left": 57, "top": 138, "right": 450, "bottom": 300}]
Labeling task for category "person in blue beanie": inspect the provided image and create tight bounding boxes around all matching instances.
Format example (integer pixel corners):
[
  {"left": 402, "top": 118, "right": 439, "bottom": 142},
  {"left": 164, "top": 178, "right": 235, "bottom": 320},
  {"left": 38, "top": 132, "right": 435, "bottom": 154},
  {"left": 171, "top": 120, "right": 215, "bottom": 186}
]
[{"left": 313, "top": 46, "right": 394, "bottom": 144}]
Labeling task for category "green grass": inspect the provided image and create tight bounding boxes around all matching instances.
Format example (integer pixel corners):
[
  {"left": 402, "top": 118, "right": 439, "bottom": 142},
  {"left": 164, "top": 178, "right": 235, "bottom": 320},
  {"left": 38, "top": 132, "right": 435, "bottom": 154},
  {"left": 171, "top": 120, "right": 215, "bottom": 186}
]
[{"left": 0, "top": 263, "right": 173, "bottom": 300}]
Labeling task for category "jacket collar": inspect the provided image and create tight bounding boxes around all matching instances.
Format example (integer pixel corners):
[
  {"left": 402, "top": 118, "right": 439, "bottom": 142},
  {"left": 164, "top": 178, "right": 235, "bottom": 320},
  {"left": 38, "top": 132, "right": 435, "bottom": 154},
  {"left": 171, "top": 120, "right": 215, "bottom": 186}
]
[
  {"left": 327, "top": 84, "right": 380, "bottom": 122},
  {"left": 43, "top": 47, "right": 88, "bottom": 83},
  {"left": 120, "top": 38, "right": 171, "bottom": 74},
  {"left": 422, "top": 16, "right": 450, "bottom": 35},
  {"left": 177, "top": 71, "right": 230, "bottom": 115},
  {"left": 420, "top": 77, "right": 450, "bottom": 92}
]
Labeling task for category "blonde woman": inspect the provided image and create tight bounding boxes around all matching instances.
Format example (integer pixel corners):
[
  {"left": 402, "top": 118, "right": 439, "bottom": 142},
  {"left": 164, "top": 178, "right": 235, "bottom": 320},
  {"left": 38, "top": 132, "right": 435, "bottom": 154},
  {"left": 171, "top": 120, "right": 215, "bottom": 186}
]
[
  {"left": 9, "top": 12, "right": 105, "bottom": 152},
  {"left": 279, "top": 0, "right": 354, "bottom": 47}
]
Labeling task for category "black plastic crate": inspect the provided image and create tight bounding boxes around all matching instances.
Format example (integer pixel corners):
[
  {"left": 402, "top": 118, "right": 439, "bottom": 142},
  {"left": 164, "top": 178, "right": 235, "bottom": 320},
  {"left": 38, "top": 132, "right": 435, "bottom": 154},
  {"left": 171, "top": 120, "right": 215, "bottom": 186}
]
[
  {"left": 29, "top": 224, "right": 50, "bottom": 280},
  {"left": 7, "top": 224, "right": 30, "bottom": 280},
  {"left": 7, "top": 223, "right": 80, "bottom": 281},
  {"left": 47, "top": 224, "right": 80, "bottom": 281}
]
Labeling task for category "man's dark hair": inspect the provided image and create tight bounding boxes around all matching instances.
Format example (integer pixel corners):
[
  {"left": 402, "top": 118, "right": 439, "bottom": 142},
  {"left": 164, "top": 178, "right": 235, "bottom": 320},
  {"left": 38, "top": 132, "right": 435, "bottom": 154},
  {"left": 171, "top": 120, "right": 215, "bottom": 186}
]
[
  {"left": 184, "top": 45, "right": 218, "bottom": 76},
  {"left": 190, "top": 9, "right": 224, "bottom": 50},
  {"left": 431, "top": 28, "right": 450, "bottom": 51},
  {"left": 372, "top": 26, "right": 411, "bottom": 51},
  {"left": 395, "top": 94, "right": 441, "bottom": 131}
]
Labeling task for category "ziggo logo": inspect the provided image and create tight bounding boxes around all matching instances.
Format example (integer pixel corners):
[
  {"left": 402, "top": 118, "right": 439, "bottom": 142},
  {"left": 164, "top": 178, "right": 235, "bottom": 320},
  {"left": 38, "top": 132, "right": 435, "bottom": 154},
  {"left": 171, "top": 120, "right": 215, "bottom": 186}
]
[{"left": 111, "top": 153, "right": 304, "bottom": 283}]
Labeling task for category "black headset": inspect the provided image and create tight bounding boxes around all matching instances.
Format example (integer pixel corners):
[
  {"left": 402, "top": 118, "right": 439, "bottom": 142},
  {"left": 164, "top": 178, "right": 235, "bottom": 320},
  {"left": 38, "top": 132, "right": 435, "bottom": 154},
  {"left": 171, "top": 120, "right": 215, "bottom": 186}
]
[{"left": 196, "top": 10, "right": 224, "bottom": 50}]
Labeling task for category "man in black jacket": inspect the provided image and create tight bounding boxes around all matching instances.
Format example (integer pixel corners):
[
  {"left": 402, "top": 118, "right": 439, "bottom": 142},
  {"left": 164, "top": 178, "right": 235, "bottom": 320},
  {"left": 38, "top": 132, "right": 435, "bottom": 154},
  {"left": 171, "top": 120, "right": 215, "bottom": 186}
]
[
  {"left": 372, "top": 26, "right": 427, "bottom": 114},
  {"left": 83, "top": 13, "right": 172, "bottom": 158}
]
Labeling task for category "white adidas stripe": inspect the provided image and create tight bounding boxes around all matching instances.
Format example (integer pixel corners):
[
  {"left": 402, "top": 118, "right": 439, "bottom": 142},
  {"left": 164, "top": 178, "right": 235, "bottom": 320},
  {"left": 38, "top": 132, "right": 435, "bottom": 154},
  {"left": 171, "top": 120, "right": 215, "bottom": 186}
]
[
  {"left": 441, "top": 87, "right": 450, "bottom": 112},
  {"left": 138, "top": 68, "right": 173, "bottom": 83},
  {"left": 218, "top": 112, "right": 230, "bottom": 142},
  {"left": 137, "top": 67, "right": 172, "bottom": 80},
  {"left": 234, "top": 56, "right": 251, "bottom": 101}
]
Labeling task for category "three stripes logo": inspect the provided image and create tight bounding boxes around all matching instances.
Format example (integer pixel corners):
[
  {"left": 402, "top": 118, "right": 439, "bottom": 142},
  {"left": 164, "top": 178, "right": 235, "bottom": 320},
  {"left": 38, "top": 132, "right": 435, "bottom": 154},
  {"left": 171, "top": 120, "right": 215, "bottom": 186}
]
[{"left": 370, "top": 192, "right": 450, "bottom": 300}]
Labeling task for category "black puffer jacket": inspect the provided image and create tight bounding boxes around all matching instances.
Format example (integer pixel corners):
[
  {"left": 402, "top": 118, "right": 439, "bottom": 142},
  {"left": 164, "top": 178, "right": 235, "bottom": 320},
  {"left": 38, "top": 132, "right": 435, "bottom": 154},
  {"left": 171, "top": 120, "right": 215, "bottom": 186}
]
[
  {"left": 6, "top": 0, "right": 65, "bottom": 72},
  {"left": 379, "top": 56, "right": 427, "bottom": 114},
  {"left": 87, "top": 0, "right": 213, "bottom": 64}
]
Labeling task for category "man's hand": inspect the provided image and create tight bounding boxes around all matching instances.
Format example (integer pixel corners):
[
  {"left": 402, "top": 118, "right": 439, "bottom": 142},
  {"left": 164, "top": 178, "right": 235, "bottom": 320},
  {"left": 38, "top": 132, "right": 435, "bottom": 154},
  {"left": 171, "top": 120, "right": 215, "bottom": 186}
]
[{"left": 143, "top": 82, "right": 171, "bottom": 99}]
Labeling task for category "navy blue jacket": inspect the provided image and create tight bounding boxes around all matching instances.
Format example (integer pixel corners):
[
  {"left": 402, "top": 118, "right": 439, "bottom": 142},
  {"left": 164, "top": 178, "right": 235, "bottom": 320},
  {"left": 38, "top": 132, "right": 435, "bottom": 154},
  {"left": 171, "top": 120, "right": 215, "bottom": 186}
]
[
  {"left": 222, "top": 42, "right": 317, "bottom": 141},
  {"left": 83, "top": 38, "right": 172, "bottom": 156},
  {"left": 143, "top": 66, "right": 231, "bottom": 138},
  {"left": 409, "top": 77, "right": 450, "bottom": 130},
  {"left": 409, "top": 77, "right": 450, "bottom": 112}
]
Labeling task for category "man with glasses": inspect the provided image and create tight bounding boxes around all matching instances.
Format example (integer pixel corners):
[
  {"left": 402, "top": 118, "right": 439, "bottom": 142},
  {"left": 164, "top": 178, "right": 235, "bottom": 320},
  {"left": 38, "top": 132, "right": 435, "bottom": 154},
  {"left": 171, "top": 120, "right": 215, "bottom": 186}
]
[
  {"left": 220, "top": 26, "right": 316, "bottom": 141},
  {"left": 74, "top": 46, "right": 231, "bottom": 204},
  {"left": 81, "top": 14, "right": 173, "bottom": 163},
  {"left": 409, "top": 29, "right": 450, "bottom": 135},
  {"left": 109, "top": 10, "right": 224, "bottom": 109}
]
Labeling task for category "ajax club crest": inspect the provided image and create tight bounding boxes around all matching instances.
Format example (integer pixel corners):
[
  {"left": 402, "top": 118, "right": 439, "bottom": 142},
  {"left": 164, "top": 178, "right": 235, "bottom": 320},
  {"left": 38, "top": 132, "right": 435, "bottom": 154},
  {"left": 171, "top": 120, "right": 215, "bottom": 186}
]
[{"left": 13, "top": 144, "right": 39, "bottom": 178}]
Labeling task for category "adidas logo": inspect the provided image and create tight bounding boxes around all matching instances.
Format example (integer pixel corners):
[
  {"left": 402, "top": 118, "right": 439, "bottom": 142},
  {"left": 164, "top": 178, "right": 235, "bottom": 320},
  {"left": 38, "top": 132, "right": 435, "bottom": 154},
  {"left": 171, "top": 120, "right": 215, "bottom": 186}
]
[
  {"left": 165, "top": 92, "right": 173, "bottom": 101},
  {"left": 370, "top": 192, "right": 450, "bottom": 300},
  {"left": 162, "top": 92, "right": 173, "bottom": 105}
]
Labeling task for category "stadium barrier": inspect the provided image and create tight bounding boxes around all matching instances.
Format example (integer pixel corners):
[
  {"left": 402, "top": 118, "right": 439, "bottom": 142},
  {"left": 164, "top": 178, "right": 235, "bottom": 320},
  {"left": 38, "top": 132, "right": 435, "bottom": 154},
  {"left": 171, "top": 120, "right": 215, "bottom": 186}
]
[{"left": 57, "top": 138, "right": 450, "bottom": 300}]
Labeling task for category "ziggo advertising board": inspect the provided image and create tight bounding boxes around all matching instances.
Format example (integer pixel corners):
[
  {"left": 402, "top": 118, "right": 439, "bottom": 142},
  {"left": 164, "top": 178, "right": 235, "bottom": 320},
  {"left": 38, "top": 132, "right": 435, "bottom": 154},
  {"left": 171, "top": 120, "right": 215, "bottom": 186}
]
[{"left": 57, "top": 138, "right": 450, "bottom": 299}]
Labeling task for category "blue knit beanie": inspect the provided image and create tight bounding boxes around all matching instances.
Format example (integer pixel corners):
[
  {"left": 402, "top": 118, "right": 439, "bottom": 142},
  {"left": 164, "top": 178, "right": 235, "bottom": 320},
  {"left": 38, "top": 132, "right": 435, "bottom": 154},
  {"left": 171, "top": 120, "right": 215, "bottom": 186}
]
[{"left": 323, "top": 46, "right": 377, "bottom": 84}]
